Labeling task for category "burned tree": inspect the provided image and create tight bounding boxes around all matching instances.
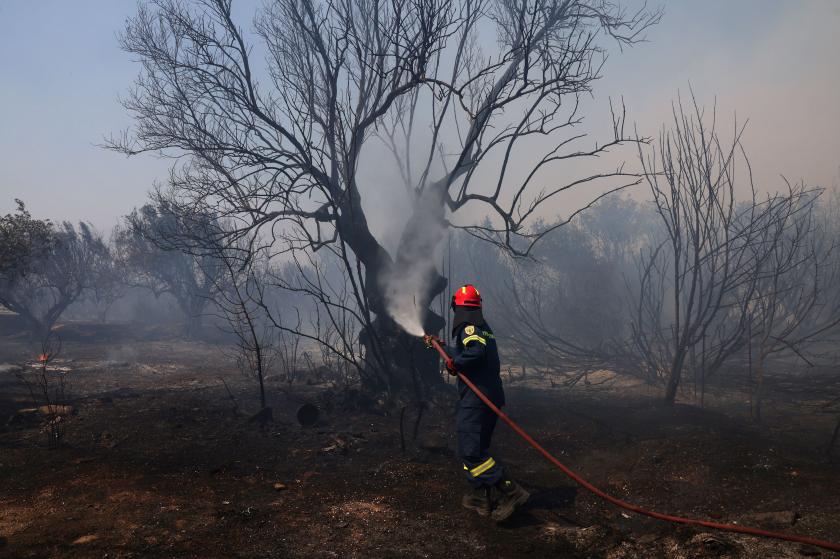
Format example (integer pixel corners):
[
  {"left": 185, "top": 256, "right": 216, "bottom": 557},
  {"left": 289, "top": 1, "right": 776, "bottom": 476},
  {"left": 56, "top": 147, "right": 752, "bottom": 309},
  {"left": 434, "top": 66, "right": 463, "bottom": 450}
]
[
  {"left": 0, "top": 204, "right": 110, "bottom": 338},
  {"left": 87, "top": 253, "right": 126, "bottom": 324},
  {"left": 109, "top": 0, "right": 659, "bottom": 395},
  {"left": 629, "top": 94, "right": 826, "bottom": 406},
  {"left": 206, "top": 237, "right": 276, "bottom": 414},
  {"left": 461, "top": 215, "right": 624, "bottom": 382},
  {"left": 744, "top": 185, "right": 840, "bottom": 420},
  {"left": 630, "top": 97, "right": 757, "bottom": 404},
  {"left": 249, "top": 245, "right": 379, "bottom": 395},
  {"left": 114, "top": 202, "right": 223, "bottom": 335},
  {"left": 504, "top": 197, "right": 653, "bottom": 379}
]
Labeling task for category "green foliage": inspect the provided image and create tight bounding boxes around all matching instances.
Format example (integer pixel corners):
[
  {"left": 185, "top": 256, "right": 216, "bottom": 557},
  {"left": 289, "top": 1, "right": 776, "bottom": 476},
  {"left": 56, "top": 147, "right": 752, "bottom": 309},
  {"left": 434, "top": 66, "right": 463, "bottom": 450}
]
[{"left": 0, "top": 200, "right": 54, "bottom": 282}]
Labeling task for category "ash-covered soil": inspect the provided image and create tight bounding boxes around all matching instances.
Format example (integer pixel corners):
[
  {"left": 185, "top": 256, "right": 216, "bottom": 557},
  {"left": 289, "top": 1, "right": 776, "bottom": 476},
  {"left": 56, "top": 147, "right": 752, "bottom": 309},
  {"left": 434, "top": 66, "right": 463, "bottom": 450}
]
[{"left": 1, "top": 322, "right": 839, "bottom": 558}]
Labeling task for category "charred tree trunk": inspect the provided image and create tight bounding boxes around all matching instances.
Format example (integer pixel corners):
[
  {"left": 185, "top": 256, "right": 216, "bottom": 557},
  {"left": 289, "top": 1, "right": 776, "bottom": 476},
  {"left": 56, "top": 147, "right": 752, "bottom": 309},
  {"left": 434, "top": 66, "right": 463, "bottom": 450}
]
[
  {"left": 338, "top": 188, "right": 446, "bottom": 397},
  {"left": 751, "top": 353, "right": 766, "bottom": 421},
  {"left": 664, "top": 349, "right": 687, "bottom": 406},
  {"left": 256, "top": 352, "right": 266, "bottom": 410},
  {"left": 700, "top": 334, "right": 707, "bottom": 408}
]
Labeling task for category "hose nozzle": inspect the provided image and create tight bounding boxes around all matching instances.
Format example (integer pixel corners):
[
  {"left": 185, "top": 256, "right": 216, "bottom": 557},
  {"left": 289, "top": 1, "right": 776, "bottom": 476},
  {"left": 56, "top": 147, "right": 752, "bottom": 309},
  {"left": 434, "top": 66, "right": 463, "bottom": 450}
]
[{"left": 422, "top": 334, "right": 440, "bottom": 349}]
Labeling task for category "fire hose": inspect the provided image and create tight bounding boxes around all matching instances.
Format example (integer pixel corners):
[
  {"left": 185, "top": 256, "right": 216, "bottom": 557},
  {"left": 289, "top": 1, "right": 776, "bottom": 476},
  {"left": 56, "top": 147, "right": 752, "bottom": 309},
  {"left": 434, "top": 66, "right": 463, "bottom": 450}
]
[{"left": 427, "top": 337, "right": 840, "bottom": 553}]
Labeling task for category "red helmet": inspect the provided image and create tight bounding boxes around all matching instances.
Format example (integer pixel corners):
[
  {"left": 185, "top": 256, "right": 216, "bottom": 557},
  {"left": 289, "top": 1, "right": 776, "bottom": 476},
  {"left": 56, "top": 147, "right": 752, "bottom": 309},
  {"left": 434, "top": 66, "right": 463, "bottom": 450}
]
[{"left": 452, "top": 284, "right": 482, "bottom": 308}]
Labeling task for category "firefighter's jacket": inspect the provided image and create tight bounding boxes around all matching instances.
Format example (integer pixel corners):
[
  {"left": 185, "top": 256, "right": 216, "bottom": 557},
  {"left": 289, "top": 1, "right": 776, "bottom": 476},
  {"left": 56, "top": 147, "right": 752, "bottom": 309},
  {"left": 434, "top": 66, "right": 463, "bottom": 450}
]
[{"left": 448, "top": 321, "right": 505, "bottom": 407}]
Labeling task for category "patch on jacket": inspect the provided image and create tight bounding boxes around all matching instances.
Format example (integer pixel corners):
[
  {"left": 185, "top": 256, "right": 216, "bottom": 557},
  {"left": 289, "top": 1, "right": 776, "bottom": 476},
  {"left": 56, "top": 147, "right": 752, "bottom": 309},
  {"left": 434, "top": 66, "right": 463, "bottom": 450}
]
[{"left": 464, "top": 325, "right": 475, "bottom": 335}]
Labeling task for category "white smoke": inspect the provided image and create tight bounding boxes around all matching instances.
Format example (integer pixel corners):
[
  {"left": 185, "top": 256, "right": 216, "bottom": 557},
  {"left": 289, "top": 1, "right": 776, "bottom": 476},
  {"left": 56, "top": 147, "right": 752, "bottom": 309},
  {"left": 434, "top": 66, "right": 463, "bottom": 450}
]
[
  {"left": 384, "top": 274, "right": 427, "bottom": 336},
  {"left": 382, "top": 190, "right": 446, "bottom": 337}
]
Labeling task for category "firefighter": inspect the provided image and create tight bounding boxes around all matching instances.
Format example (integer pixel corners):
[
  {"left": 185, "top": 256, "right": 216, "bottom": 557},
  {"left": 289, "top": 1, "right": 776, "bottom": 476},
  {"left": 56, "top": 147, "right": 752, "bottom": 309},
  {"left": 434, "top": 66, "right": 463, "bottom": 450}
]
[{"left": 426, "top": 284, "right": 529, "bottom": 521}]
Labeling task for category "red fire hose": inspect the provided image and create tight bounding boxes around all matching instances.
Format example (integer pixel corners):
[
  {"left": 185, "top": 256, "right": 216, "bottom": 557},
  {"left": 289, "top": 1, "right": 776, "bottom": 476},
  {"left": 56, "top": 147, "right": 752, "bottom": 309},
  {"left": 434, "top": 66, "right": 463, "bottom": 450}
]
[{"left": 428, "top": 338, "right": 840, "bottom": 553}]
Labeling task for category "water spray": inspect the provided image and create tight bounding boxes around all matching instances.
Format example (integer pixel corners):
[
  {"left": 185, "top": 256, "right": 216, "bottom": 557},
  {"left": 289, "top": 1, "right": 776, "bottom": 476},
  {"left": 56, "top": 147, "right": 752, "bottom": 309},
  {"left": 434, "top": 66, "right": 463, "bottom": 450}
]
[{"left": 387, "top": 289, "right": 425, "bottom": 336}]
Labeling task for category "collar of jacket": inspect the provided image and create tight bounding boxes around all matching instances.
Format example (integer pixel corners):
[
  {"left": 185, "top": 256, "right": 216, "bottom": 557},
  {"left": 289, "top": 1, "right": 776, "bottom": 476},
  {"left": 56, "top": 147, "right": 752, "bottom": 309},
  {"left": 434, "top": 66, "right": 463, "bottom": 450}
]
[{"left": 452, "top": 307, "right": 485, "bottom": 337}]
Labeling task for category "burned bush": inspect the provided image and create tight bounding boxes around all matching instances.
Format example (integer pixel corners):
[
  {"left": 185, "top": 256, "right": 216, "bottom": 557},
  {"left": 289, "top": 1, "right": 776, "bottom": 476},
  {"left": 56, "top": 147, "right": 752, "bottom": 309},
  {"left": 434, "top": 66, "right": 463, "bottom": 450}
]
[{"left": 0, "top": 203, "right": 110, "bottom": 338}]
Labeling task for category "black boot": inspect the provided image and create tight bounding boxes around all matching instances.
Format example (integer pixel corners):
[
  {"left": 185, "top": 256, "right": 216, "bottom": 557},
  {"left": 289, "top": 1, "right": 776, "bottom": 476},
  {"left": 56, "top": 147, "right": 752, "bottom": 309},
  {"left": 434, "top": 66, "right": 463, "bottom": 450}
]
[
  {"left": 461, "top": 487, "right": 492, "bottom": 516},
  {"left": 490, "top": 478, "right": 529, "bottom": 521}
]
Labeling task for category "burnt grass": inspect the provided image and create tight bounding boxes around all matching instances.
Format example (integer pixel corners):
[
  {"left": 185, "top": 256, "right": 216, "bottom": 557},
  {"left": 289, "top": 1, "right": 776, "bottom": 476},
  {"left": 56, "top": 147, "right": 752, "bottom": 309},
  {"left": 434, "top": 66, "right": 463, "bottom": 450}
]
[{"left": 1, "top": 322, "right": 839, "bottom": 558}]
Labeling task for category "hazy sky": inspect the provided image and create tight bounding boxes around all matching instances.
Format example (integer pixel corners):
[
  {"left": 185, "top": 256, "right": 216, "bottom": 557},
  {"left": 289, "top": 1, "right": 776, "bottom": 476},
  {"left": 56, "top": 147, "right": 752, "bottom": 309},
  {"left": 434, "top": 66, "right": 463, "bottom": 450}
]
[{"left": 1, "top": 1, "right": 838, "bottom": 233}]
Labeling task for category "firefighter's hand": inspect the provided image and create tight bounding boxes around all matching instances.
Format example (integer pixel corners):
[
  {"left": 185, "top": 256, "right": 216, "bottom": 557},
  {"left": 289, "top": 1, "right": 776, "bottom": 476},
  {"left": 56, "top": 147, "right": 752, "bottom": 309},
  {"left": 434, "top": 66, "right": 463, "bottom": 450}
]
[
  {"left": 423, "top": 334, "right": 440, "bottom": 349},
  {"left": 445, "top": 358, "right": 457, "bottom": 376}
]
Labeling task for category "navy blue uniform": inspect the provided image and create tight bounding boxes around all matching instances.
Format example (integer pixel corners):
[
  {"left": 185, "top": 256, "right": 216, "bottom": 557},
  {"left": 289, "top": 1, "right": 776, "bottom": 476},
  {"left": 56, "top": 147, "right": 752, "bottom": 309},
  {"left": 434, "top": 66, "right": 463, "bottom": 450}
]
[{"left": 448, "top": 320, "right": 505, "bottom": 488}]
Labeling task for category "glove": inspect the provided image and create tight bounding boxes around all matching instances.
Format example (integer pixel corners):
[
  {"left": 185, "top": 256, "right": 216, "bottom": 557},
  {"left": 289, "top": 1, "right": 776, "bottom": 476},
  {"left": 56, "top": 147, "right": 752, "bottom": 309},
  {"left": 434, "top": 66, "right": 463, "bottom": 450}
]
[
  {"left": 423, "top": 334, "right": 441, "bottom": 349},
  {"left": 444, "top": 358, "right": 457, "bottom": 376}
]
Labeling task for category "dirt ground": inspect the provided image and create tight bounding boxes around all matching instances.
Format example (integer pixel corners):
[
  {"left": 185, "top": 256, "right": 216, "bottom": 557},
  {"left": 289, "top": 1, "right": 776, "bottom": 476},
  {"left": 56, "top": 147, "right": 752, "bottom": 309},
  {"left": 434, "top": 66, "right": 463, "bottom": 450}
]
[{"left": 1, "top": 322, "right": 839, "bottom": 558}]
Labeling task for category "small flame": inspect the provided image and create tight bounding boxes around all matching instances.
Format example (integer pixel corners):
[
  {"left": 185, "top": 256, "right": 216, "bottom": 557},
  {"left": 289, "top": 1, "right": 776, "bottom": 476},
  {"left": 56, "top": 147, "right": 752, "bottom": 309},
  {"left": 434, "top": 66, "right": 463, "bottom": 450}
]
[{"left": 37, "top": 353, "right": 49, "bottom": 363}]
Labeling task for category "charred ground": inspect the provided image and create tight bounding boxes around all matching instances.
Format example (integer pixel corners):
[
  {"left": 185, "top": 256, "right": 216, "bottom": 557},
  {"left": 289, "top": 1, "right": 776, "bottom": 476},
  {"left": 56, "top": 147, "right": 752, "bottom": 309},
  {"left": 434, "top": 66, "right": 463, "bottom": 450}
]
[{"left": 1, "top": 322, "right": 839, "bottom": 559}]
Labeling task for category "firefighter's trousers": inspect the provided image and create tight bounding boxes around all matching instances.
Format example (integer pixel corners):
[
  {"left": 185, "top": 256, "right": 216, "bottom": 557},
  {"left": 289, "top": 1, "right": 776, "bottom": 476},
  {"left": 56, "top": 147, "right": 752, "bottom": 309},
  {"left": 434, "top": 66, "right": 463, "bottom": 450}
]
[{"left": 456, "top": 400, "right": 504, "bottom": 488}]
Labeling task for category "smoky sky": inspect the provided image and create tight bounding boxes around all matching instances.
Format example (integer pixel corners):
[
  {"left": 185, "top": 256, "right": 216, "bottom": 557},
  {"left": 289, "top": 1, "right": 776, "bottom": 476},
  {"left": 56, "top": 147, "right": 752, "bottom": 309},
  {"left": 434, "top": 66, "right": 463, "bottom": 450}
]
[{"left": 1, "top": 0, "right": 838, "bottom": 236}]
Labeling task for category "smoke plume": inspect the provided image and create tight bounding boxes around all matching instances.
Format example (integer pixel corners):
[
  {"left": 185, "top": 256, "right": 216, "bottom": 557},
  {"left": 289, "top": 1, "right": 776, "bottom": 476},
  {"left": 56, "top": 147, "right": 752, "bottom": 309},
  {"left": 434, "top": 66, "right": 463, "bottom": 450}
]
[{"left": 382, "top": 189, "right": 447, "bottom": 337}]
